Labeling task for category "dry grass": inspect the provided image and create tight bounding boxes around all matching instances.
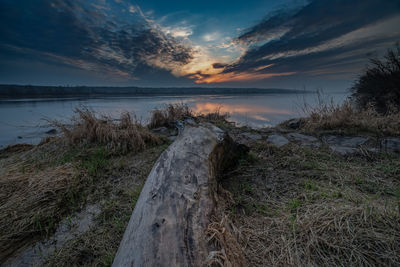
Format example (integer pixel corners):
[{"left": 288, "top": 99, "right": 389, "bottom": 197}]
[
  {"left": 148, "top": 103, "right": 230, "bottom": 129},
  {"left": 197, "top": 106, "right": 230, "bottom": 124},
  {"left": 0, "top": 140, "right": 81, "bottom": 262},
  {"left": 0, "top": 136, "right": 168, "bottom": 264},
  {"left": 0, "top": 165, "right": 77, "bottom": 259},
  {"left": 148, "top": 103, "right": 193, "bottom": 129},
  {"left": 0, "top": 107, "right": 166, "bottom": 264},
  {"left": 222, "top": 136, "right": 400, "bottom": 266},
  {"left": 205, "top": 187, "right": 247, "bottom": 267},
  {"left": 237, "top": 202, "right": 400, "bottom": 266},
  {"left": 44, "top": 145, "right": 167, "bottom": 266},
  {"left": 50, "top": 107, "right": 163, "bottom": 153},
  {"left": 206, "top": 215, "right": 247, "bottom": 267},
  {"left": 299, "top": 98, "right": 400, "bottom": 136}
]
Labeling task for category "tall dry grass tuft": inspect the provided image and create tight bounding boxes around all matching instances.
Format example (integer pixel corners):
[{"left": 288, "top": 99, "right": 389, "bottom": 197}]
[
  {"left": 148, "top": 103, "right": 193, "bottom": 128},
  {"left": 149, "top": 103, "right": 230, "bottom": 129},
  {"left": 198, "top": 106, "right": 229, "bottom": 123},
  {"left": 51, "top": 108, "right": 162, "bottom": 153},
  {"left": 299, "top": 95, "right": 400, "bottom": 136}
]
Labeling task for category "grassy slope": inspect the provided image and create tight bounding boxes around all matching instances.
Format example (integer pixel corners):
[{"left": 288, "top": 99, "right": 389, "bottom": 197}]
[
  {"left": 0, "top": 138, "right": 168, "bottom": 266},
  {"left": 221, "top": 131, "right": 400, "bottom": 266}
]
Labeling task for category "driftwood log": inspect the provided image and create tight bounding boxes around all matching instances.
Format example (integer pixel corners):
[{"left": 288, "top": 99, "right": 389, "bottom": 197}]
[{"left": 112, "top": 123, "right": 246, "bottom": 266}]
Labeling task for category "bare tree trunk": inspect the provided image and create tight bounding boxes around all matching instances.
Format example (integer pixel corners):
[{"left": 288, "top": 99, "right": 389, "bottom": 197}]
[{"left": 112, "top": 124, "right": 245, "bottom": 267}]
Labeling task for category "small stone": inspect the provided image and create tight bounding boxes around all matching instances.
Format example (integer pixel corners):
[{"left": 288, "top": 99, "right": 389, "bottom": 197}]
[
  {"left": 287, "top": 133, "right": 318, "bottom": 142},
  {"left": 267, "top": 134, "right": 289, "bottom": 147},
  {"left": 381, "top": 137, "right": 400, "bottom": 153},
  {"left": 242, "top": 132, "right": 262, "bottom": 141}
]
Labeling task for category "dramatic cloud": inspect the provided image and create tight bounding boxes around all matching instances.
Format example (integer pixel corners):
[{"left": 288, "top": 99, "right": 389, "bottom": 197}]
[
  {"left": 192, "top": 0, "right": 400, "bottom": 84},
  {"left": 0, "top": 0, "right": 193, "bottom": 81},
  {"left": 1, "top": 0, "right": 399, "bottom": 87}
]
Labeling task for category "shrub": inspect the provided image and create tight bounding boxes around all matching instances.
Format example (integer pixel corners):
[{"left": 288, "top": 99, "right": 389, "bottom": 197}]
[{"left": 351, "top": 44, "right": 400, "bottom": 113}]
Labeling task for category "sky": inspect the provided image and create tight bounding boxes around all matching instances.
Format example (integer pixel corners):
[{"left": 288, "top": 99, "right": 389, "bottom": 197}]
[{"left": 0, "top": 0, "right": 399, "bottom": 91}]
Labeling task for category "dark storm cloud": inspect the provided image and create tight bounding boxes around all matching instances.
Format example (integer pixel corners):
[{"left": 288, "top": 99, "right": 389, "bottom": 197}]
[
  {"left": 225, "top": 0, "right": 400, "bottom": 78},
  {"left": 212, "top": 63, "right": 227, "bottom": 69},
  {"left": 0, "top": 0, "right": 193, "bottom": 80}
]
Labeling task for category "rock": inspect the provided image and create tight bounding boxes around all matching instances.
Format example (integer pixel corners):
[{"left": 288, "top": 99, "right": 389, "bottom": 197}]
[
  {"left": 381, "top": 137, "right": 400, "bottom": 153},
  {"left": 242, "top": 132, "right": 262, "bottom": 141},
  {"left": 287, "top": 133, "right": 320, "bottom": 148},
  {"left": 45, "top": 128, "right": 57, "bottom": 135},
  {"left": 184, "top": 118, "right": 196, "bottom": 125},
  {"left": 367, "top": 147, "right": 380, "bottom": 153},
  {"left": 17, "top": 136, "right": 22, "bottom": 139},
  {"left": 259, "top": 127, "right": 274, "bottom": 133},
  {"left": 323, "top": 135, "right": 369, "bottom": 156},
  {"left": 323, "top": 135, "right": 368, "bottom": 148},
  {"left": 267, "top": 134, "right": 289, "bottom": 147},
  {"left": 287, "top": 118, "right": 301, "bottom": 129},
  {"left": 287, "top": 133, "right": 318, "bottom": 142},
  {"left": 329, "top": 145, "right": 359, "bottom": 156},
  {"left": 151, "top": 127, "right": 170, "bottom": 136},
  {"left": 230, "top": 131, "right": 261, "bottom": 146},
  {"left": 301, "top": 142, "right": 321, "bottom": 148}
]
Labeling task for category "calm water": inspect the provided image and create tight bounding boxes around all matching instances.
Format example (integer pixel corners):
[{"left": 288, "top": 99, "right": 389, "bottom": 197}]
[{"left": 0, "top": 92, "right": 348, "bottom": 148}]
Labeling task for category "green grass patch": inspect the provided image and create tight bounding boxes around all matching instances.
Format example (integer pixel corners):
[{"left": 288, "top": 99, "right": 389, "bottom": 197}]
[{"left": 80, "top": 147, "right": 109, "bottom": 177}]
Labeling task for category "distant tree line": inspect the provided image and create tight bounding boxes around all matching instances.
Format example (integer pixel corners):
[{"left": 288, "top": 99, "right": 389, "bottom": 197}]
[{"left": 0, "top": 85, "right": 302, "bottom": 98}]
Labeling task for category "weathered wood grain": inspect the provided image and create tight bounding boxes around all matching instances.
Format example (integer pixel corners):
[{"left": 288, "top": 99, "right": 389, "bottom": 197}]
[{"left": 112, "top": 124, "right": 243, "bottom": 267}]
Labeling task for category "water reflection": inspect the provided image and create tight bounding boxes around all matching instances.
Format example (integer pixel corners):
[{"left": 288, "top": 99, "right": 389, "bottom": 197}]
[{"left": 192, "top": 102, "right": 292, "bottom": 127}]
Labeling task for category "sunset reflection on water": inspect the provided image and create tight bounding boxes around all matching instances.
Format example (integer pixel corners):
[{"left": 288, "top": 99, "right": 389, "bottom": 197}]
[{"left": 192, "top": 102, "right": 293, "bottom": 127}]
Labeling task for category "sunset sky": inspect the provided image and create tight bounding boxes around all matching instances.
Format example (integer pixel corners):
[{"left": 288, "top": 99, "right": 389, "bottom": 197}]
[{"left": 0, "top": 0, "right": 399, "bottom": 90}]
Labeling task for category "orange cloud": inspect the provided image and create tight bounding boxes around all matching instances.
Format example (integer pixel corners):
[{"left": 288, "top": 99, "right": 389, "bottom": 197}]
[
  {"left": 253, "top": 64, "right": 274, "bottom": 71},
  {"left": 192, "top": 70, "right": 295, "bottom": 83}
]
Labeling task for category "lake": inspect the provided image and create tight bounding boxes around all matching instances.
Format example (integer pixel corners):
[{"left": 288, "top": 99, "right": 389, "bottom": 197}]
[{"left": 0, "top": 91, "right": 348, "bottom": 148}]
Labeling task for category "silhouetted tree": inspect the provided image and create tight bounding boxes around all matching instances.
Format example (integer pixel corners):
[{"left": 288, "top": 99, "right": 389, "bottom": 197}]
[{"left": 351, "top": 44, "right": 400, "bottom": 113}]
